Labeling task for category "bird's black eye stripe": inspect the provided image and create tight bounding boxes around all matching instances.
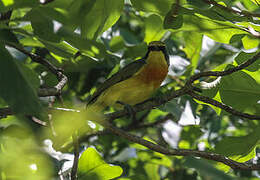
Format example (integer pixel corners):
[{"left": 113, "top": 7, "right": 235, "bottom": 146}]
[{"left": 148, "top": 45, "right": 165, "bottom": 51}]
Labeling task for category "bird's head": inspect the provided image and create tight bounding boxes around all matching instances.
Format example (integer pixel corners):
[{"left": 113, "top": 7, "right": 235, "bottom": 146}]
[{"left": 146, "top": 41, "right": 169, "bottom": 65}]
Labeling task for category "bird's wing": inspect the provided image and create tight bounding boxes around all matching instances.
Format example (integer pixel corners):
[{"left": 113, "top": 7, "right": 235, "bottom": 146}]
[{"left": 87, "top": 59, "right": 146, "bottom": 105}]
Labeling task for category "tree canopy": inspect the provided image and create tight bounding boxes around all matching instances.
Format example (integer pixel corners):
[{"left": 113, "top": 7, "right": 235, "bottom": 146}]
[{"left": 0, "top": 0, "right": 260, "bottom": 179}]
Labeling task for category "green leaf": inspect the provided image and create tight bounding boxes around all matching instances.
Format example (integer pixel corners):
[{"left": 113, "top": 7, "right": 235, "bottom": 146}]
[
  {"left": 245, "top": 0, "right": 260, "bottom": 12},
  {"left": 123, "top": 43, "right": 147, "bottom": 59},
  {"left": 219, "top": 67, "right": 260, "bottom": 111},
  {"left": 215, "top": 125, "right": 260, "bottom": 162},
  {"left": 131, "top": 0, "right": 172, "bottom": 16},
  {"left": 183, "top": 32, "right": 202, "bottom": 72},
  {"left": 109, "top": 36, "right": 125, "bottom": 52},
  {"left": 68, "top": 0, "right": 96, "bottom": 28},
  {"left": 25, "top": 7, "right": 61, "bottom": 42},
  {"left": 186, "top": 0, "right": 210, "bottom": 9},
  {"left": 46, "top": 0, "right": 74, "bottom": 9},
  {"left": 63, "top": 55, "right": 99, "bottom": 73},
  {"left": 144, "top": 14, "right": 166, "bottom": 43},
  {"left": 41, "top": 40, "right": 78, "bottom": 59},
  {"left": 57, "top": 27, "right": 106, "bottom": 58},
  {"left": 251, "top": 0, "right": 260, "bottom": 5},
  {"left": 19, "top": 37, "right": 45, "bottom": 48},
  {"left": 242, "top": 35, "right": 260, "bottom": 50},
  {"left": 144, "top": 163, "right": 159, "bottom": 180},
  {"left": 120, "top": 28, "right": 141, "bottom": 45},
  {"left": 160, "top": 99, "right": 183, "bottom": 119},
  {"left": 184, "top": 157, "right": 235, "bottom": 180},
  {"left": 210, "top": 5, "right": 251, "bottom": 23},
  {"left": 229, "top": 34, "right": 245, "bottom": 44},
  {"left": 1, "top": 0, "right": 38, "bottom": 9},
  {"left": 19, "top": 64, "right": 40, "bottom": 90},
  {"left": 167, "top": 5, "right": 247, "bottom": 44},
  {"left": 78, "top": 147, "right": 123, "bottom": 180},
  {"left": 234, "top": 51, "right": 260, "bottom": 72},
  {"left": 0, "top": 29, "right": 19, "bottom": 44},
  {"left": 246, "top": 70, "right": 260, "bottom": 85},
  {"left": 180, "top": 126, "right": 203, "bottom": 147},
  {"left": 0, "top": 45, "right": 42, "bottom": 117},
  {"left": 80, "top": 0, "right": 124, "bottom": 39}
]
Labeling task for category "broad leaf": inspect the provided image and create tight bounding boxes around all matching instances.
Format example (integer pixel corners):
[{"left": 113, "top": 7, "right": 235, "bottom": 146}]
[
  {"left": 214, "top": 125, "right": 260, "bottom": 163},
  {"left": 144, "top": 14, "right": 166, "bottom": 43},
  {"left": 219, "top": 67, "right": 260, "bottom": 111},
  {"left": 0, "top": 45, "right": 42, "bottom": 117},
  {"left": 131, "top": 0, "right": 172, "bottom": 16},
  {"left": 25, "top": 7, "right": 62, "bottom": 42},
  {"left": 78, "top": 147, "right": 123, "bottom": 180},
  {"left": 183, "top": 32, "right": 202, "bottom": 72},
  {"left": 80, "top": 0, "right": 124, "bottom": 39},
  {"left": 235, "top": 51, "right": 260, "bottom": 72},
  {"left": 184, "top": 157, "right": 235, "bottom": 180}
]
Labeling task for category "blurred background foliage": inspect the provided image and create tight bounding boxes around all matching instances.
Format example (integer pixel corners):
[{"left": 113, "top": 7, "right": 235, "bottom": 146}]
[{"left": 0, "top": 0, "right": 260, "bottom": 179}]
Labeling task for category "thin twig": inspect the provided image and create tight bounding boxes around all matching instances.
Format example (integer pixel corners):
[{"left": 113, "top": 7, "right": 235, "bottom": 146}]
[
  {"left": 6, "top": 43, "right": 68, "bottom": 97},
  {"left": 71, "top": 133, "right": 79, "bottom": 180},
  {"left": 188, "top": 91, "right": 260, "bottom": 120},
  {"left": 186, "top": 52, "right": 260, "bottom": 87}
]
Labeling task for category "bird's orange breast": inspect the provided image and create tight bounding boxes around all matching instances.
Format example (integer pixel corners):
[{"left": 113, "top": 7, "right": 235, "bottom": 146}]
[{"left": 136, "top": 51, "right": 168, "bottom": 88}]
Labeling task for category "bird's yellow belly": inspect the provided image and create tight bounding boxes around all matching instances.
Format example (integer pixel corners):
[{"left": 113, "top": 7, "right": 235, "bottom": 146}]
[{"left": 95, "top": 77, "right": 155, "bottom": 109}]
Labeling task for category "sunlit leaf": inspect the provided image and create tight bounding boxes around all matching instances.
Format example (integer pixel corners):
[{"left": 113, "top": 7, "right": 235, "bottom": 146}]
[
  {"left": 241, "top": 35, "right": 260, "bottom": 50},
  {"left": 183, "top": 32, "right": 202, "bottom": 72},
  {"left": 144, "top": 14, "right": 166, "bottom": 43},
  {"left": 80, "top": 0, "right": 124, "bottom": 39},
  {"left": 78, "top": 147, "right": 123, "bottom": 180},
  {"left": 131, "top": 0, "right": 172, "bottom": 16}
]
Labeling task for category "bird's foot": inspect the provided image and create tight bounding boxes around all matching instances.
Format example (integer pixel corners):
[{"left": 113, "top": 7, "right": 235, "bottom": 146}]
[{"left": 116, "top": 101, "right": 136, "bottom": 121}]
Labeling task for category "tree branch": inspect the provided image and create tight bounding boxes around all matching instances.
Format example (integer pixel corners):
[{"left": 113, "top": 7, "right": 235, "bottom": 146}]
[
  {"left": 100, "top": 120, "right": 260, "bottom": 171},
  {"left": 60, "top": 114, "right": 173, "bottom": 152},
  {"left": 6, "top": 43, "right": 68, "bottom": 97},
  {"left": 106, "top": 88, "right": 189, "bottom": 120},
  {"left": 188, "top": 91, "right": 260, "bottom": 120}
]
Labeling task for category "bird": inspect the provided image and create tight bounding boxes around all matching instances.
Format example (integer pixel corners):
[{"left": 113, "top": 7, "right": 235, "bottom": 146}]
[{"left": 87, "top": 41, "right": 169, "bottom": 111}]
